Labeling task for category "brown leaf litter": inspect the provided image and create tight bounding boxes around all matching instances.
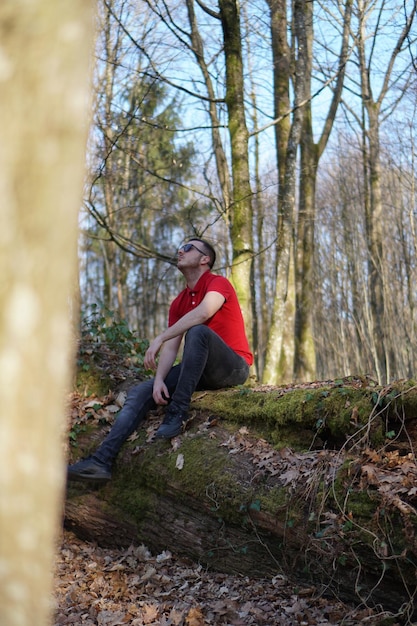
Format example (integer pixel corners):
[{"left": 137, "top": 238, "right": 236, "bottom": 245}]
[{"left": 53, "top": 529, "right": 391, "bottom": 626}]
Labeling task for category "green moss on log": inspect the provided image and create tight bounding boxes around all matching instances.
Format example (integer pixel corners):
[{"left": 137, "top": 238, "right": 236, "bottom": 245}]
[
  {"left": 192, "top": 386, "right": 382, "bottom": 449},
  {"left": 107, "top": 434, "right": 258, "bottom": 528}
]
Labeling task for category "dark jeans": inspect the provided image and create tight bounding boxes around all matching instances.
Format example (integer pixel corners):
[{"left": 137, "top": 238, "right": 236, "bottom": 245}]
[{"left": 94, "top": 325, "right": 249, "bottom": 465}]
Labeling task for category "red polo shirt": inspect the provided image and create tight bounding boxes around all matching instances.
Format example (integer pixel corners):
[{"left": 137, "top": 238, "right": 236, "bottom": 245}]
[{"left": 168, "top": 271, "right": 253, "bottom": 366}]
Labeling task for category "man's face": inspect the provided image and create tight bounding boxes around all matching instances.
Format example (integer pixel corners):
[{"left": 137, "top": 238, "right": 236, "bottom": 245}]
[{"left": 177, "top": 241, "right": 208, "bottom": 270}]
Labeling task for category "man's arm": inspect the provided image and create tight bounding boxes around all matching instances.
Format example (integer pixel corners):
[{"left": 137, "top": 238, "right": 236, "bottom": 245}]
[
  {"left": 151, "top": 335, "right": 182, "bottom": 405},
  {"left": 144, "top": 290, "right": 225, "bottom": 370}
]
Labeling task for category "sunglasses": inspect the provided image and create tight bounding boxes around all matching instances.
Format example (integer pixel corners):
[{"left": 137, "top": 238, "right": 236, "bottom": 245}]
[{"left": 178, "top": 242, "right": 207, "bottom": 256}]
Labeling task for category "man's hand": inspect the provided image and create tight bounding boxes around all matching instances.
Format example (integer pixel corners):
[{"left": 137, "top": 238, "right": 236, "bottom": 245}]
[
  {"left": 145, "top": 335, "right": 182, "bottom": 405},
  {"left": 144, "top": 335, "right": 164, "bottom": 370},
  {"left": 152, "top": 379, "right": 170, "bottom": 405}
]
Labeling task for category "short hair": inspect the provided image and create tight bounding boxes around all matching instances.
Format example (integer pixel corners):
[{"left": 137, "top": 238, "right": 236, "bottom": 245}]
[{"left": 188, "top": 238, "right": 216, "bottom": 269}]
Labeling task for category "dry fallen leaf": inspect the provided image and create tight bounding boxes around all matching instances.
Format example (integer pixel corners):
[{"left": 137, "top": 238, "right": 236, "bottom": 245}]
[
  {"left": 185, "top": 606, "right": 205, "bottom": 626},
  {"left": 141, "top": 603, "right": 160, "bottom": 624},
  {"left": 350, "top": 405, "right": 359, "bottom": 426},
  {"left": 96, "top": 610, "right": 127, "bottom": 625}
]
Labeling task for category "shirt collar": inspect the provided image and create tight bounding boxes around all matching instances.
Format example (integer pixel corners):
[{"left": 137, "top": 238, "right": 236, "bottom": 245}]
[{"left": 186, "top": 270, "right": 212, "bottom": 293}]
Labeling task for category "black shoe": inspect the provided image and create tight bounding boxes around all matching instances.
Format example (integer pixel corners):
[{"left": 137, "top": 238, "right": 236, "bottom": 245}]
[
  {"left": 67, "top": 457, "right": 112, "bottom": 482},
  {"left": 155, "top": 411, "right": 189, "bottom": 439}
]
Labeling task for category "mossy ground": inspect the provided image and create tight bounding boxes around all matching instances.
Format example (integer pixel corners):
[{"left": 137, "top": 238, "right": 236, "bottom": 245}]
[{"left": 75, "top": 365, "right": 113, "bottom": 397}]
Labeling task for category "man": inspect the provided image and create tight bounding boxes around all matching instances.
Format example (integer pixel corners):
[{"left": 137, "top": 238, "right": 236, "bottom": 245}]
[{"left": 68, "top": 238, "right": 253, "bottom": 482}]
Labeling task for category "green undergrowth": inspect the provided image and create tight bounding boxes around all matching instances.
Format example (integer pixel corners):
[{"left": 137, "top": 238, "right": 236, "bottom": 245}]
[{"left": 75, "top": 302, "right": 150, "bottom": 396}]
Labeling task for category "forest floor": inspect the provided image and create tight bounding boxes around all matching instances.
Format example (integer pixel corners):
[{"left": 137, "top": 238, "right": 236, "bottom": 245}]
[{"left": 53, "top": 527, "right": 393, "bottom": 626}]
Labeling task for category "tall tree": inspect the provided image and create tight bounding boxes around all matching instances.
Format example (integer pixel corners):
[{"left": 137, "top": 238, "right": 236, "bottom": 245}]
[
  {"left": 218, "top": 0, "right": 254, "bottom": 336},
  {"left": 0, "top": 1, "right": 94, "bottom": 625},
  {"left": 263, "top": 0, "right": 353, "bottom": 384},
  {"left": 263, "top": 0, "right": 310, "bottom": 383},
  {"left": 294, "top": 0, "right": 352, "bottom": 381}
]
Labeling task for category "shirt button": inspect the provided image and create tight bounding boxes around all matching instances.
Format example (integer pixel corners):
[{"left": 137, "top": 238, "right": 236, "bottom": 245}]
[{"left": 192, "top": 301, "right": 195, "bottom": 305}]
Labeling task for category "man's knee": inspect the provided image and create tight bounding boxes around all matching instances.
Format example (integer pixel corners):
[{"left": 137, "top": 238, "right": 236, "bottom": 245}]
[
  {"left": 125, "top": 378, "right": 154, "bottom": 403},
  {"left": 185, "top": 324, "right": 211, "bottom": 343}
]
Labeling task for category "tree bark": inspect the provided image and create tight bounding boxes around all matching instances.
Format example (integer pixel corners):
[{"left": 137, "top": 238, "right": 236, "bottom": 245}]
[
  {"left": 295, "top": 0, "right": 352, "bottom": 382},
  {"left": 0, "top": 1, "right": 94, "bottom": 625},
  {"left": 263, "top": 0, "right": 308, "bottom": 384},
  {"left": 219, "top": 0, "right": 254, "bottom": 339},
  {"left": 65, "top": 380, "right": 417, "bottom": 617}
]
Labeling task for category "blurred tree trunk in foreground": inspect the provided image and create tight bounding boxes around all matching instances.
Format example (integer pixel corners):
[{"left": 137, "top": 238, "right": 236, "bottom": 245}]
[{"left": 0, "top": 1, "right": 94, "bottom": 625}]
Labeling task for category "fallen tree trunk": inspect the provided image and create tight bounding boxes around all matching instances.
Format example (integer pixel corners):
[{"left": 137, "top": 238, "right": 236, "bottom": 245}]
[{"left": 65, "top": 379, "right": 417, "bottom": 617}]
